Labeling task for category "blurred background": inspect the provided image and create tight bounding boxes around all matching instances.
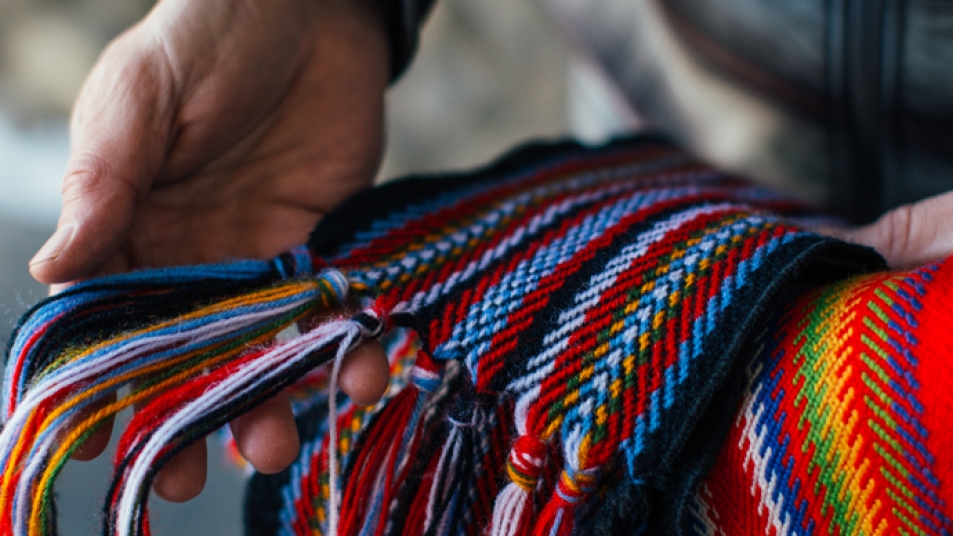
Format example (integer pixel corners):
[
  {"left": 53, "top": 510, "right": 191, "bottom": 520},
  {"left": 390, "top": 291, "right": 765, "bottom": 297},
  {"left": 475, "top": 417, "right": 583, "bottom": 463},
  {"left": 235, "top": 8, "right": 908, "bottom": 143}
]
[{"left": 0, "top": 0, "right": 635, "bottom": 534}]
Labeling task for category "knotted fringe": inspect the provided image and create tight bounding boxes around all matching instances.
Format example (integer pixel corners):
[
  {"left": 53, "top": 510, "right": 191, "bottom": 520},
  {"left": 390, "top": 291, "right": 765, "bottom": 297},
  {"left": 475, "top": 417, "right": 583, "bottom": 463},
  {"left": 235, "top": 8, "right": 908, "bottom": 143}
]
[
  {"left": 421, "top": 405, "right": 473, "bottom": 535},
  {"left": 1, "top": 137, "right": 898, "bottom": 536},
  {"left": 375, "top": 378, "right": 514, "bottom": 536},
  {"left": 316, "top": 364, "right": 511, "bottom": 536},
  {"left": 0, "top": 247, "right": 385, "bottom": 536},
  {"left": 491, "top": 435, "right": 550, "bottom": 536},
  {"left": 533, "top": 467, "right": 600, "bottom": 536},
  {"left": 336, "top": 352, "right": 443, "bottom": 536},
  {"left": 2, "top": 247, "right": 325, "bottom": 418}
]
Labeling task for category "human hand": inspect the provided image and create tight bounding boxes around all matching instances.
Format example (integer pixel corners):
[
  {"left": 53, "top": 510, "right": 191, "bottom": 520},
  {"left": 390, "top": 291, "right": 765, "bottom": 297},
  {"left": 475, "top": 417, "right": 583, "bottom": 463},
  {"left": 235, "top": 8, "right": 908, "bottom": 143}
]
[
  {"left": 27, "top": 0, "right": 391, "bottom": 502},
  {"left": 835, "top": 191, "right": 953, "bottom": 269}
]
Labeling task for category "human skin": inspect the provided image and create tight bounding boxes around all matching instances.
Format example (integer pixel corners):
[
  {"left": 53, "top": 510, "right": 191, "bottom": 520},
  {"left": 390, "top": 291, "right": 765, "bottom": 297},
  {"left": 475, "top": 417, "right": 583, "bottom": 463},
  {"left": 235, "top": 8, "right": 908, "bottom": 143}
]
[
  {"left": 28, "top": 0, "right": 392, "bottom": 503},
  {"left": 28, "top": 0, "right": 953, "bottom": 508},
  {"left": 839, "top": 195, "right": 953, "bottom": 270}
]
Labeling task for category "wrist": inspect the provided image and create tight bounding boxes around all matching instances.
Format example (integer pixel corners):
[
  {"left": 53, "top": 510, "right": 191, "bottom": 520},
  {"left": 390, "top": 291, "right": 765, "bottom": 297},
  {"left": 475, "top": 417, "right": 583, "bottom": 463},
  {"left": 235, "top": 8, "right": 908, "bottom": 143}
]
[{"left": 307, "top": 0, "right": 390, "bottom": 87}]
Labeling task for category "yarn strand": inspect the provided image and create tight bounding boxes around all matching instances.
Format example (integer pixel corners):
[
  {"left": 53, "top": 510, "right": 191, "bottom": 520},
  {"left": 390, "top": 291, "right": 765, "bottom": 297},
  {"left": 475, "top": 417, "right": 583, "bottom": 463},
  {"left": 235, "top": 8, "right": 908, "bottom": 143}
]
[{"left": 6, "top": 136, "right": 928, "bottom": 536}]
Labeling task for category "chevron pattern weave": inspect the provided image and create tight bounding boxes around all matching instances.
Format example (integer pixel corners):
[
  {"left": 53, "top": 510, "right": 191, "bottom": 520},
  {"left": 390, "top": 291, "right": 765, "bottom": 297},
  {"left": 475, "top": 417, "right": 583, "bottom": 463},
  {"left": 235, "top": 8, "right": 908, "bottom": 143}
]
[
  {"left": 4, "top": 135, "right": 948, "bottom": 536},
  {"left": 689, "top": 261, "right": 953, "bottom": 536}
]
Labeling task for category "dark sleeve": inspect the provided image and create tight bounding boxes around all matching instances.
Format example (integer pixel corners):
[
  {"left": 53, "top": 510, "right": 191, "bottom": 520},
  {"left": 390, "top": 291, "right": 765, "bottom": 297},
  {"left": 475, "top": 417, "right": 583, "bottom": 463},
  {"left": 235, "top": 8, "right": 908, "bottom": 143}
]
[{"left": 380, "top": 0, "right": 437, "bottom": 81}]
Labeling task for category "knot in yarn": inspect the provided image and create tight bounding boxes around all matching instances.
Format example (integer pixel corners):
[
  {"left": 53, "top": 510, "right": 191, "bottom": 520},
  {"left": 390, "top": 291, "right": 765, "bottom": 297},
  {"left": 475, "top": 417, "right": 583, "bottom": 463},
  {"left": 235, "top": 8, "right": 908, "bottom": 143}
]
[
  {"left": 554, "top": 466, "right": 600, "bottom": 506},
  {"left": 531, "top": 466, "right": 601, "bottom": 536},
  {"left": 351, "top": 309, "right": 385, "bottom": 339},
  {"left": 446, "top": 399, "right": 477, "bottom": 429},
  {"left": 411, "top": 351, "right": 444, "bottom": 393},
  {"left": 272, "top": 247, "right": 349, "bottom": 308},
  {"left": 315, "top": 268, "right": 350, "bottom": 306},
  {"left": 272, "top": 246, "right": 324, "bottom": 279},
  {"left": 506, "top": 435, "right": 549, "bottom": 492}
]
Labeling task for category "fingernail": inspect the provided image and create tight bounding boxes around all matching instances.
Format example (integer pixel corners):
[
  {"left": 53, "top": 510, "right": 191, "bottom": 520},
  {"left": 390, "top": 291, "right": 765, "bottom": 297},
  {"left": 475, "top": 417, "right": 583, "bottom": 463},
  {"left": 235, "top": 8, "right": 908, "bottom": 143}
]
[{"left": 30, "top": 224, "right": 75, "bottom": 266}]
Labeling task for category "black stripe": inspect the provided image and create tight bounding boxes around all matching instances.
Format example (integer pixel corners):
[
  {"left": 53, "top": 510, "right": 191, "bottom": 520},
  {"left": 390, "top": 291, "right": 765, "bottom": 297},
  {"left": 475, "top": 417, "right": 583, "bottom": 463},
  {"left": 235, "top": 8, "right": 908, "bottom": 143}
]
[
  {"left": 486, "top": 202, "right": 698, "bottom": 393},
  {"left": 308, "top": 135, "right": 678, "bottom": 258}
]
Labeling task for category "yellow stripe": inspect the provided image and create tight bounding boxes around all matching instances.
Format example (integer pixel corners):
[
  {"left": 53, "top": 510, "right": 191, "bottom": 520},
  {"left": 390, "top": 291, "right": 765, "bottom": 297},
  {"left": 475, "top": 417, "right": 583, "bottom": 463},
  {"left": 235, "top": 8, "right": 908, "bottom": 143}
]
[
  {"left": 15, "top": 282, "right": 321, "bottom": 533},
  {"left": 28, "top": 324, "right": 288, "bottom": 535}
]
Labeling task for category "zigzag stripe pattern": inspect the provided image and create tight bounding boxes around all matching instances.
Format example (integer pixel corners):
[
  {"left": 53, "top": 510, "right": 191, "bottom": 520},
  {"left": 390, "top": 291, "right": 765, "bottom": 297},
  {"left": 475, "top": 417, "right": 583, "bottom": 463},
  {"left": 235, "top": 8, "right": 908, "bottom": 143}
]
[
  {"left": 7, "top": 136, "right": 928, "bottom": 536},
  {"left": 694, "top": 262, "right": 953, "bottom": 535},
  {"left": 244, "top": 137, "right": 885, "bottom": 535}
]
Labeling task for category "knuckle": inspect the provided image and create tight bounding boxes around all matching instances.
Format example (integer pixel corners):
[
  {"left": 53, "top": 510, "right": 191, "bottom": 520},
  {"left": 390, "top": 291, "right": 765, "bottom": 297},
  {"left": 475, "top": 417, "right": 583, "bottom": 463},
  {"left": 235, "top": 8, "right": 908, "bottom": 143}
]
[
  {"left": 62, "top": 155, "right": 110, "bottom": 198},
  {"left": 61, "top": 154, "right": 146, "bottom": 206},
  {"left": 880, "top": 204, "right": 916, "bottom": 262}
]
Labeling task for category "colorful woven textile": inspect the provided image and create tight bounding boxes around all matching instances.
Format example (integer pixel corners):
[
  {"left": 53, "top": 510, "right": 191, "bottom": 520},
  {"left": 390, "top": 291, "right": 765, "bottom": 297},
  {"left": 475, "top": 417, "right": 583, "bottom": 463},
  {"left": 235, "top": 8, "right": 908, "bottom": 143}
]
[
  {"left": 684, "top": 262, "right": 953, "bottom": 536},
  {"left": 3, "top": 135, "right": 948, "bottom": 536}
]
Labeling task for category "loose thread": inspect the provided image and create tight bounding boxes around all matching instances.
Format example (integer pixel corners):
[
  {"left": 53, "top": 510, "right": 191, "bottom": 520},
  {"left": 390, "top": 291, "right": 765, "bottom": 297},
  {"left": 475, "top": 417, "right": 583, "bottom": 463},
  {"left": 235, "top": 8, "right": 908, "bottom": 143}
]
[
  {"left": 327, "top": 309, "right": 385, "bottom": 536},
  {"left": 326, "top": 327, "right": 354, "bottom": 536},
  {"left": 3, "top": 138, "right": 922, "bottom": 536}
]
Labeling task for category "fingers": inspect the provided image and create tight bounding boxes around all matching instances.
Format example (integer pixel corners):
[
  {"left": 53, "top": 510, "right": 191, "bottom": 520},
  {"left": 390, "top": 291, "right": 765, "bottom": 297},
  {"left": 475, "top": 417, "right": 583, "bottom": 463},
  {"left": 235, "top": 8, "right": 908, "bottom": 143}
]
[
  {"left": 338, "top": 340, "right": 390, "bottom": 407},
  {"left": 65, "top": 320, "right": 388, "bottom": 500},
  {"left": 226, "top": 340, "right": 389, "bottom": 477},
  {"left": 841, "top": 190, "right": 953, "bottom": 269},
  {"left": 64, "top": 390, "right": 210, "bottom": 502},
  {"left": 29, "top": 33, "right": 175, "bottom": 285},
  {"left": 153, "top": 438, "right": 208, "bottom": 503},
  {"left": 69, "top": 393, "right": 116, "bottom": 461},
  {"left": 229, "top": 394, "right": 299, "bottom": 475},
  {"left": 299, "top": 307, "right": 390, "bottom": 407},
  {"left": 70, "top": 421, "right": 114, "bottom": 461}
]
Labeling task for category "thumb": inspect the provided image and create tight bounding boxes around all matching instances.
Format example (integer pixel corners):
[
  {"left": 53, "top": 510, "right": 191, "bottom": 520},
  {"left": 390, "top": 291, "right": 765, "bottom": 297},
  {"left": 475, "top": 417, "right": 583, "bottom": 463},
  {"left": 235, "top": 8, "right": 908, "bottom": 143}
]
[
  {"left": 841, "top": 190, "right": 953, "bottom": 269},
  {"left": 29, "top": 39, "right": 174, "bottom": 284}
]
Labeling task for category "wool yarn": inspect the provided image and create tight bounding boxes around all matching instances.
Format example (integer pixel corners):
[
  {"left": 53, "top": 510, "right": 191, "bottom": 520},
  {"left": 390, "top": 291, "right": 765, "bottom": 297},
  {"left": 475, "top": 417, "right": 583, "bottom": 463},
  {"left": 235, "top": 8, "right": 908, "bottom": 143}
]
[
  {"left": 3, "top": 135, "right": 948, "bottom": 536},
  {"left": 685, "top": 262, "right": 953, "bottom": 536}
]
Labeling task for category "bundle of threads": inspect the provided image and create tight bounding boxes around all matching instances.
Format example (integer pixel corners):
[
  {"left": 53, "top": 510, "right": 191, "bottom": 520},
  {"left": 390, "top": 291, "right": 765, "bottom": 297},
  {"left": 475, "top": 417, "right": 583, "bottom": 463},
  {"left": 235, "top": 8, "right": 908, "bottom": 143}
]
[{"left": 0, "top": 135, "right": 949, "bottom": 536}]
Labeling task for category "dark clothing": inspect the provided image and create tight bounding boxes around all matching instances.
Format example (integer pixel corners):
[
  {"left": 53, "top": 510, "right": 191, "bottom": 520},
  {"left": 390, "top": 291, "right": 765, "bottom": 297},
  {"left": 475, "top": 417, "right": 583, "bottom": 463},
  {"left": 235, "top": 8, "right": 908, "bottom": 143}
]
[
  {"left": 382, "top": 0, "right": 435, "bottom": 80},
  {"left": 387, "top": 0, "right": 953, "bottom": 222}
]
